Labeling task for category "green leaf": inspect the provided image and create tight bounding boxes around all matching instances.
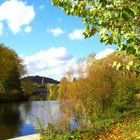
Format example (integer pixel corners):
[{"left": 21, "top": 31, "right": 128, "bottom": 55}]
[
  {"left": 100, "top": 28, "right": 106, "bottom": 35},
  {"left": 112, "top": 61, "right": 117, "bottom": 68},
  {"left": 122, "top": 7, "right": 134, "bottom": 21},
  {"left": 99, "top": 0, "right": 107, "bottom": 7},
  {"left": 116, "top": 62, "right": 121, "bottom": 71},
  {"left": 126, "top": 61, "right": 133, "bottom": 70}
]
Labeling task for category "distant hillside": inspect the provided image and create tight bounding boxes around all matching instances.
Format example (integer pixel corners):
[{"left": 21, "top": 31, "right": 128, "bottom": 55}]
[{"left": 22, "top": 75, "right": 60, "bottom": 84}]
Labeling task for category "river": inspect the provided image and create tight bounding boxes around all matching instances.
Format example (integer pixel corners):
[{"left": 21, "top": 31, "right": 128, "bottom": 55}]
[{"left": 0, "top": 101, "right": 76, "bottom": 140}]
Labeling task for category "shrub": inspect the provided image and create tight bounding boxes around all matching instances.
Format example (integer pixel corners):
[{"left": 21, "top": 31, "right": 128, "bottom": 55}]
[
  {"left": 59, "top": 54, "right": 137, "bottom": 129},
  {"left": 114, "top": 79, "right": 136, "bottom": 112}
]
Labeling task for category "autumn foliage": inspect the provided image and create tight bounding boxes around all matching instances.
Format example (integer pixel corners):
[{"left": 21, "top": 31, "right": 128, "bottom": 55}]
[
  {"left": 59, "top": 54, "right": 137, "bottom": 129},
  {"left": 0, "top": 44, "right": 26, "bottom": 101}
]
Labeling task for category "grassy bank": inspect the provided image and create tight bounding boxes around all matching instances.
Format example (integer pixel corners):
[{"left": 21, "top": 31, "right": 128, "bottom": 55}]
[
  {"left": 95, "top": 115, "right": 140, "bottom": 140},
  {"left": 40, "top": 109, "right": 140, "bottom": 140}
]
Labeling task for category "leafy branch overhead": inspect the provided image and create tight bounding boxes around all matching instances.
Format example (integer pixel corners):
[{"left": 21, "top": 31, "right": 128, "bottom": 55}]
[{"left": 51, "top": 0, "right": 140, "bottom": 72}]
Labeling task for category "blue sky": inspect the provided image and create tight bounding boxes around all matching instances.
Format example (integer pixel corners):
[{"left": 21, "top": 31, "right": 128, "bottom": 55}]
[{"left": 0, "top": 0, "right": 117, "bottom": 80}]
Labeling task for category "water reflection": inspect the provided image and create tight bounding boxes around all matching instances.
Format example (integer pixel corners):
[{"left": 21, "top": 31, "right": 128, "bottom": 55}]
[
  {"left": 0, "top": 101, "right": 60, "bottom": 140},
  {"left": 0, "top": 103, "right": 22, "bottom": 139},
  {"left": 0, "top": 101, "right": 77, "bottom": 140},
  {"left": 18, "top": 101, "right": 60, "bottom": 129}
]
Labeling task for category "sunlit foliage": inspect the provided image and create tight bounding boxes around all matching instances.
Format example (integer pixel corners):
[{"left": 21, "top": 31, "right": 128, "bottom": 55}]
[
  {"left": 59, "top": 54, "right": 137, "bottom": 128},
  {"left": 0, "top": 44, "right": 26, "bottom": 101},
  {"left": 51, "top": 0, "right": 140, "bottom": 71}
]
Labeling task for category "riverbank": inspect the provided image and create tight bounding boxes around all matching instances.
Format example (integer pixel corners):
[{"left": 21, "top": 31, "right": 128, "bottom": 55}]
[
  {"left": 41, "top": 109, "right": 140, "bottom": 140},
  {"left": 94, "top": 114, "right": 140, "bottom": 139},
  {"left": 8, "top": 134, "right": 40, "bottom": 140}
]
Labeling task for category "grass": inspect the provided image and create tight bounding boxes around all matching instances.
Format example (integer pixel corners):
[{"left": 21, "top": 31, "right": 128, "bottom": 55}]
[
  {"left": 40, "top": 108, "right": 140, "bottom": 140},
  {"left": 95, "top": 114, "right": 140, "bottom": 140}
]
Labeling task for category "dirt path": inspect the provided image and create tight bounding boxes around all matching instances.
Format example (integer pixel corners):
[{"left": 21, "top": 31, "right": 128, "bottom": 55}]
[{"left": 7, "top": 134, "right": 40, "bottom": 140}]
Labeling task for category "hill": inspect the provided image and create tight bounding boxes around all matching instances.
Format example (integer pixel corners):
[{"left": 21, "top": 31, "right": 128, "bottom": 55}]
[{"left": 22, "top": 75, "right": 60, "bottom": 84}]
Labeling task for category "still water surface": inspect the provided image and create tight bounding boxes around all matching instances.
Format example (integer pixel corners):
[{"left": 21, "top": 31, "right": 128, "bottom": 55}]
[{"left": 0, "top": 101, "right": 63, "bottom": 140}]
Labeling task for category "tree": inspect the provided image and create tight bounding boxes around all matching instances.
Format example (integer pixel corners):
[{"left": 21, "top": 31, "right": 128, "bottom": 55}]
[
  {"left": 59, "top": 54, "right": 137, "bottom": 128},
  {"left": 4, "top": 66, "right": 22, "bottom": 94},
  {"left": 51, "top": 0, "right": 140, "bottom": 71},
  {"left": 47, "top": 84, "right": 60, "bottom": 100},
  {"left": 0, "top": 44, "right": 26, "bottom": 100},
  {"left": 21, "top": 78, "right": 34, "bottom": 98}
]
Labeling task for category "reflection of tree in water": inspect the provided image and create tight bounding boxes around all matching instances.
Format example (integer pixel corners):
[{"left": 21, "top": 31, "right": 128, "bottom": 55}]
[
  {"left": 22, "top": 101, "right": 32, "bottom": 116},
  {"left": 0, "top": 103, "right": 22, "bottom": 139}
]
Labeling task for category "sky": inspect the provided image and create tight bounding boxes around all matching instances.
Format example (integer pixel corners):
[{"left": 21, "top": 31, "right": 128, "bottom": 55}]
[{"left": 0, "top": 0, "right": 117, "bottom": 80}]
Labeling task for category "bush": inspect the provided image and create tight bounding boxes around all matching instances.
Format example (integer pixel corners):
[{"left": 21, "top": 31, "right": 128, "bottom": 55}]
[
  {"left": 114, "top": 80, "right": 136, "bottom": 112},
  {"left": 59, "top": 54, "right": 137, "bottom": 129}
]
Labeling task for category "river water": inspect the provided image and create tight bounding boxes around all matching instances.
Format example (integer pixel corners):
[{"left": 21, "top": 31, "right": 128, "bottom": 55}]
[{"left": 0, "top": 101, "right": 74, "bottom": 140}]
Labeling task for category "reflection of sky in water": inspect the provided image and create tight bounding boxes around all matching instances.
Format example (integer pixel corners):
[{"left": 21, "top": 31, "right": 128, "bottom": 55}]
[
  {"left": 19, "top": 101, "right": 61, "bottom": 129},
  {"left": 18, "top": 124, "right": 36, "bottom": 136},
  {"left": 0, "top": 101, "right": 77, "bottom": 139}
]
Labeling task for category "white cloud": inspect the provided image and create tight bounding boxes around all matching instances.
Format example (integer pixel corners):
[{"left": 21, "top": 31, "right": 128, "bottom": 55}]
[
  {"left": 22, "top": 47, "right": 75, "bottom": 80},
  {"left": 24, "top": 26, "right": 32, "bottom": 33},
  {"left": 0, "top": 0, "right": 35, "bottom": 34},
  {"left": 68, "top": 29, "right": 84, "bottom": 40},
  {"left": 22, "top": 47, "right": 115, "bottom": 80},
  {"left": 95, "top": 48, "right": 114, "bottom": 60},
  {"left": 49, "top": 28, "right": 64, "bottom": 37},
  {"left": 0, "top": 22, "right": 3, "bottom": 35}
]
